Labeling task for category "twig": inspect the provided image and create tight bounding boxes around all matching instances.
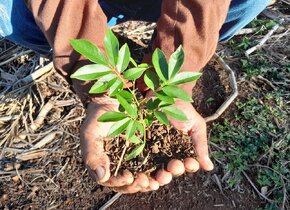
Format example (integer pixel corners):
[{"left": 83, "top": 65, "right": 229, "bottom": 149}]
[
  {"left": 29, "top": 131, "right": 61, "bottom": 150},
  {"left": 16, "top": 149, "right": 49, "bottom": 161},
  {"left": 0, "top": 169, "right": 43, "bottom": 177},
  {"left": 30, "top": 99, "right": 76, "bottom": 131},
  {"left": 236, "top": 28, "right": 257, "bottom": 35},
  {"left": 242, "top": 171, "right": 273, "bottom": 202},
  {"left": 281, "top": 0, "right": 290, "bottom": 6},
  {"left": 262, "top": 9, "right": 290, "bottom": 23},
  {"left": 205, "top": 54, "right": 238, "bottom": 122},
  {"left": 213, "top": 174, "right": 225, "bottom": 195},
  {"left": 18, "top": 62, "right": 54, "bottom": 85},
  {"left": 114, "top": 145, "right": 127, "bottom": 177},
  {"left": 281, "top": 175, "right": 287, "bottom": 210},
  {"left": 0, "top": 50, "right": 33, "bottom": 66},
  {"left": 98, "top": 193, "right": 122, "bottom": 210},
  {"left": 245, "top": 19, "right": 284, "bottom": 57},
  {"left": 0, "top": 115, "right": 19, "bottom": 122}
]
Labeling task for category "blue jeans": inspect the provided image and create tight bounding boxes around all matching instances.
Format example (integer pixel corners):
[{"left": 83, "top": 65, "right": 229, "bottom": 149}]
[{"left": 0, "top": 0, "right": 269, "bottom": 54}]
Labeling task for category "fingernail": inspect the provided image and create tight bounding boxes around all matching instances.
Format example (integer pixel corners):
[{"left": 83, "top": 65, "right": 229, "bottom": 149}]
[
  {"left": 95, "top": 166, "right": 105, "bottom": 180},
  {"left": 207, "top": 158, "right": 214, "bottom": 170}
]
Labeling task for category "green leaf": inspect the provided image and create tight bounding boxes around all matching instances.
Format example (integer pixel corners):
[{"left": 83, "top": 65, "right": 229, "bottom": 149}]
[
  {"left": 104, "top": 29, "right": 119, "bottom": 66},
  {"left": 109, "top": 80, "right": 123, "bottom": 96},
  {"left": 123, "top": 67, "right": 146, "bottom": 80},
  {"left": 116, "top": 95, "right": 138, "bottom": 118},
  {"left": 170, "top": 72, "right": 202, "bottom": 85},
  {"left": 162, "top": 106, "right": 188, "bottom": 121},
  {"left": 145, "top": 99, "right": 159, "bottom": 110},
  {"left": 163, "top": 85, "right": 192, "bottom": 102},
  {"left": 156, "top": 91, "right": 175, "bottom": 104},
  {"left": 138, "top": 63, "right": 150, "bottom": 68},
  {"left": 144, "top": 70, "right": 159, "bottom": 90},
  {"left": 152, "top": 48, "right": 168, "bottom": 81},
  {"left": 70, "top": 39, "right": 108, "bottom": 65},
  {"left": 126, "top": 120, "right": 138, "bottom": 139},
  {"left": 129, "top": 57, "right": 138, "bottom": 67},
  {"left": 136, "top": 121, "right": 145, "bottom": 136},
  {"left": 125, "top": 143, "right": 145, "bottom": 161},
  {"left": 168, "top": 45, "right": 184, "bottom": 78},
  {"left": 98, "top": 111, "right": 128, "bottom": 122},
  {"left": 144, "top": 114, "right": 154, "bottom": 126},
  {"left": 116, "top": 44, "right": 130, "bottom": 72},
  {"left": 129, "top": 135, "right": 142, "bottom": 144},
  {"left": 89, "top": 74, "right": 117, "bottom": 94},
  {"left": 118, "top": 90, "right": 133, "bottom": 102},
  {"left": 159, "top": 100, "right": 174, "bottom": 107},
  {"left": 108, "top": 118, "right": 130, "bottom": 137},
  {"left": 71, "top": 64, "right": 111, "bottom": 81},
  {"left": 154, "top": 111, "right": 169, "bottom": 126}
]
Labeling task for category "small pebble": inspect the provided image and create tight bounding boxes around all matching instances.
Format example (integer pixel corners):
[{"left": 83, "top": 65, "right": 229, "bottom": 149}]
[
  {"left": 12, "top": 176, "right": 20, "bottom": 182},
  {"left": 1, "top": 194, "right": 8, "bottom": 201}
]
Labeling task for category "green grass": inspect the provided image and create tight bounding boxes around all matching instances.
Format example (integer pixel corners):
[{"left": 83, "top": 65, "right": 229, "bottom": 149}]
[
  {"left": 212, "top": 94, "right": 289, "bottom": 209},
  {"left": 211, "top": 16, "right": 289, "bottom": 209}
]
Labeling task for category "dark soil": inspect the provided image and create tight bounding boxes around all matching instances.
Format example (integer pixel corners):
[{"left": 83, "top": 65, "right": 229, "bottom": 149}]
[
  {"left": 0, "top": 58, "right": 264, "bottom": 210},
  {"left": 110, "top": 172, "right": 262, "bottom": 210},
  {"left": 0, "top": 20, "right": 269, "bottom": 210},
  {"left": 106, "top": 124, "right": 194, "bottom": 175},
  {"left": 192, "top": 60, "right": 231, "bottom": 118}
]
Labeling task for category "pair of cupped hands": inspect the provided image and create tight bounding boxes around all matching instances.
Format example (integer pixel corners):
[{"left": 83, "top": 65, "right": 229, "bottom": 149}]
[{"left": 80, "top": 87, "right": 214, "bottom": 194}]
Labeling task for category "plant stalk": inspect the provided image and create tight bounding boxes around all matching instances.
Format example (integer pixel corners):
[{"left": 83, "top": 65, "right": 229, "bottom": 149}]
[
  {"left": 112, "top": 67, "right": 140, "bottom": 107},
  {"left": 114, "top": 144, "right": 127, "bottom": 176}
]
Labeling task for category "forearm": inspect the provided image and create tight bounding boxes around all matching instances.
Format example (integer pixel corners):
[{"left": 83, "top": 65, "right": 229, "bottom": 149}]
[
  {"left": 25, "top": 0, "right": 108, "bottom": 104},
  {"left": 153, "top": 0, "right": 231, "bottom": 95}
]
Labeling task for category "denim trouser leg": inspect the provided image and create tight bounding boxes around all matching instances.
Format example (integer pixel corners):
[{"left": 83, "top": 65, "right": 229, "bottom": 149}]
[
  {"left": 0, "top": 0, "right": 270, "bottom": 54},
  {"left": 0, "top": 0, "right": 50, "bottom": 54},
  {"left": 219, "top": 0, "right": 271, "bottom": 41}
]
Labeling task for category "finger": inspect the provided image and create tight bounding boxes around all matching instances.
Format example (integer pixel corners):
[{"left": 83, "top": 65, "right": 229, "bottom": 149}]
[
  {"left": 190, "top": 113, "right": 214, "bottom": 171},
  {"left": 102, "top": 170, "right": 134, "bottom": 187},
  {"left": 184, "top": 157, "right": 200, "bottom": 173},
  {"left": 113, "top": 173, "right": 149, "bottom": 194},
  {"left": 155, "top": 169, "right": 172, "bottom": 186},
  {"left": 84, "top": 151, "right": 111, "bottom": 183},
  {"left": 167, "top": 159, "right": 185, "bottom": 177},
  {"left": 140, "top": 178, "right": 159, "bottom": 192}
]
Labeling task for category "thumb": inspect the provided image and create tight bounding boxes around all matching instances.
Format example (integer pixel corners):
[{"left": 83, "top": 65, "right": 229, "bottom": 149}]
[
  {"left": 80, "top": 132, "right": 111, "bottom": 182},
  {"left": 80, "top": 117, "right": 111, "bottom": 182},
  {"left": 84, "top": 149, "right": 111, "bottom": 183},
  {"left": 80, "top": 99, "right": 118, "bottom": 182}
]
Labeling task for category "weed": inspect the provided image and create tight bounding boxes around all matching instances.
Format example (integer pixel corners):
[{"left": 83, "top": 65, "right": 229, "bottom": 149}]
[{"left": 211, "top": 93, "right": 289, "bottom": 209}]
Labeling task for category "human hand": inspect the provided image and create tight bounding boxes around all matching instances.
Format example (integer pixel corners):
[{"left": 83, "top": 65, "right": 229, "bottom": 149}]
[
  {"left": 169, "top": 100, "right": 214, "bottom": 171},
  {"left": 80, "top": 97, "right": 151, "bottom": 189},
  {"left": 113, "top": 99, "right": 213, "bottom": 193}
]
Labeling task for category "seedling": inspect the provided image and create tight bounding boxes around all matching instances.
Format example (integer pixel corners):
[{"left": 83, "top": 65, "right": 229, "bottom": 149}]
[{"left": 70, "top": 29, "right": 201, "bottom": 161}]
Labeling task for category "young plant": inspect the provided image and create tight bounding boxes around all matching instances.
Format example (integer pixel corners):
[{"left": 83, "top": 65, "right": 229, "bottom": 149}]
[{"left": 70, "top": 29, "right": 201, "bottom": 161}]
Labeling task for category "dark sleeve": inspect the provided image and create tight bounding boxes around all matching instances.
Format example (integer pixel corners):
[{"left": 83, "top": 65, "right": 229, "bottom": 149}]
[
  {"left": 153, "top": 0, "right": 231, "bottom": 95},
  {"left": 25, "top": 0, "right": 108, "bottom": 104}
]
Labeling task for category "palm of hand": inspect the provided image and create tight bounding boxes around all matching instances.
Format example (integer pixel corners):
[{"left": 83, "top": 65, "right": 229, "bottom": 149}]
[{"left": 80, "top": 97, "right": 212, "bottom": 194}]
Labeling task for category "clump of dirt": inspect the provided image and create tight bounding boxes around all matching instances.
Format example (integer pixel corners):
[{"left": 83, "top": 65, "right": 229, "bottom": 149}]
[{"left": 105, "top": 123, "right": 194, "bottom": 175}]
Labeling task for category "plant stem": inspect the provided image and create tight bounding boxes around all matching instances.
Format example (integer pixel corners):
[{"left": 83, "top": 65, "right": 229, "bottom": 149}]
[
  {"left": 139, "top": 112, "right": 147, "bottom": 144},
  {"left": 114, "top": 144, "right": 127, "bottom": 176},
  {"left": 112, "top": 67, "right": 140, "bottom": 107},
  {"left": 139, "top": 86, "right": 162, "bottom": 106}
]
